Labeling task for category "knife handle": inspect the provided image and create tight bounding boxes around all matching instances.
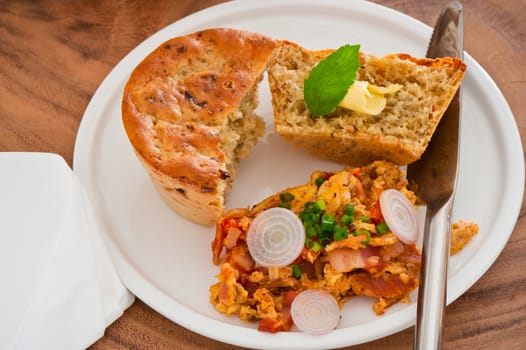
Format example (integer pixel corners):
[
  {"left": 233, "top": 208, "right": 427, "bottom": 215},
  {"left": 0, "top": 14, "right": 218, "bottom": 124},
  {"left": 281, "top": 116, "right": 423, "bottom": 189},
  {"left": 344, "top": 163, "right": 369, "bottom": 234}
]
[{"left": 414, "top": 200, "right": 453, "bottom": 349}]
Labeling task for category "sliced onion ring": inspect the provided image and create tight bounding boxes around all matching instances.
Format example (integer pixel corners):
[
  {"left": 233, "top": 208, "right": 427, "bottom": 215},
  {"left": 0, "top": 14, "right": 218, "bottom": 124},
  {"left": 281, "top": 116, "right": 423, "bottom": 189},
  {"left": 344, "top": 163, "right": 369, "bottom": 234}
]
[
  {"left": 379, "top": 189, "right": 419, "bottom": 244},
  {"left": 247, "top": 207, "right": 305, "bottom": 267},
  {"left": 291, "top": 289, "right": 341, "bottom": 335}
]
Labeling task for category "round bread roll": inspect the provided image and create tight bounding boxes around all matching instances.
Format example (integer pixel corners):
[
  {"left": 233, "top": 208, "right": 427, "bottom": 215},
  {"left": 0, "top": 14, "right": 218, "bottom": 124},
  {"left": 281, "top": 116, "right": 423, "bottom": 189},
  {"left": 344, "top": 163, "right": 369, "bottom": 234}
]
[{"left": 122, "top": 28, "right": 276, "bottom": 225}]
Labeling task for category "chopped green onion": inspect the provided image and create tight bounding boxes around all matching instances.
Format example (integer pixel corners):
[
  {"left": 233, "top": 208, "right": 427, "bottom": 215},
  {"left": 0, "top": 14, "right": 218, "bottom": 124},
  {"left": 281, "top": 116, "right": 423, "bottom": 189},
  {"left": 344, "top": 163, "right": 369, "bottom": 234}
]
[
  {"left": 353, "top": 229, "right": 366, "bottom": 236},
  {"left": 304, "top": 222, "right": 318, "bottom": 237},
  {"left": 341, "top": 214, "right": 353, "bottom": 226},
  {"left": 318, "top": 228, "right": 330, "bottom": 239},
  {"left": 321, "top": 212, "right": 336, "bottom": 232},
  {"left": 319, "top": 237, "right": 332, "bottom": 246},
  {"left": 292, "top": 264, "right": 302, "bottom": 279},
  {"left": 362, "top": 231, "right": 371, "bottom": 245},
  {"left": 322, "top": 212, "right": 336, "bottom": 222},
  {"left": 320, "top": 221, "right": 334, "bottom": 233},
  {"left": 314, "top": 199, "right": 327, "bottom": 212},
  {"left": 306, "top": 238, "right": 322, "bottom": 252},
  {"left": 299, "top": 199, "right": 370, "bottom": 250},
  {"left": 376, "top": 221, "right": 390, "bottom": 235},
  {"left": 279, "top": 192, "right": 295, "bottom": 202},
  {"left": 345, "top": 204, "right": 355, "bottom": 217},
  {"left": 278, "top": 202, "right": 291, "bottom": 209},
  {"left": 315, "top": 176, "right": 326, "bottom": 186},
  {"left": 333, "top": 225, "right": 348, "bottom": 241},
  {"left": 353, "top": 229, "right": 371, "bottom": 245},
  {"left": 302, "top": 212, "right": 319, "bottom": 225},
  {"left": 359, "top": 215, "right": 370, "bottom": 222}
]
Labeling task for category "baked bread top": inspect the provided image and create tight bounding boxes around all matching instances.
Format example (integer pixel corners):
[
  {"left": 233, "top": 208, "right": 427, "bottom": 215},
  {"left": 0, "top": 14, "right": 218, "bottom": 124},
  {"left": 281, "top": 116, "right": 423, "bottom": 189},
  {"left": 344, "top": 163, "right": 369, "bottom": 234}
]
[
  {"left": 122, "top": 28, "right": 276, "bottom": 225},
  {"left": 268, "top": 40, "right": 466, "bottom": 166}
]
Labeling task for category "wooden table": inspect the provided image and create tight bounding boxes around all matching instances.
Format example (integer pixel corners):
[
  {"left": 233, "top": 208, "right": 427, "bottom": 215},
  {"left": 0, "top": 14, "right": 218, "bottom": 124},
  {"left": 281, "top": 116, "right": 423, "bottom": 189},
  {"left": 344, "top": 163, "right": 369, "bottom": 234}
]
[{"left": 2, "top": 1, "right": 525, "bottom": 349}]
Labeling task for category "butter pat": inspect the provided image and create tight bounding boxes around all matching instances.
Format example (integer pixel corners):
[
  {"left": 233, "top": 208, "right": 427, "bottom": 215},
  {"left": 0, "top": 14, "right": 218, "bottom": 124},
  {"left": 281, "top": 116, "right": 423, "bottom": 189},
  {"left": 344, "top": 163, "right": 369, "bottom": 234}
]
[{"left": 338, "top": 81, "right": 402, "bottom": 115}]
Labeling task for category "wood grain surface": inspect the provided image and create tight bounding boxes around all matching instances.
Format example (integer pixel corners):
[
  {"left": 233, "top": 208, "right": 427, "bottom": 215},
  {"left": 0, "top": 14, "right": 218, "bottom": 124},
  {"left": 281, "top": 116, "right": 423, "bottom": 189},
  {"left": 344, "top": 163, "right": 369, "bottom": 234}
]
[{"left": 1, "top": 0, "right": 525, "bottom": 349}]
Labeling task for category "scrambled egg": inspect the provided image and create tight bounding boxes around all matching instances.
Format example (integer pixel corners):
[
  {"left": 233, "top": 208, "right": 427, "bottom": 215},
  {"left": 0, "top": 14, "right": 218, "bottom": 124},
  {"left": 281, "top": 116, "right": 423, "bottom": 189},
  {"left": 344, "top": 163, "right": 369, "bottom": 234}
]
[{"left": 210, "top": 160, "right": 477, "bottom": 333}]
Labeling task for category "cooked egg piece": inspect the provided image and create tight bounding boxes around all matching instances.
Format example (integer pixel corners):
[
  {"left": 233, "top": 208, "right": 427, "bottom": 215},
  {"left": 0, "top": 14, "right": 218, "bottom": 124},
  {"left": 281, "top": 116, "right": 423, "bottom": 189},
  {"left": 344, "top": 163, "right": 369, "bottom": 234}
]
[{"left": 338, "top": 81, "right": 402, "bottom": 115}]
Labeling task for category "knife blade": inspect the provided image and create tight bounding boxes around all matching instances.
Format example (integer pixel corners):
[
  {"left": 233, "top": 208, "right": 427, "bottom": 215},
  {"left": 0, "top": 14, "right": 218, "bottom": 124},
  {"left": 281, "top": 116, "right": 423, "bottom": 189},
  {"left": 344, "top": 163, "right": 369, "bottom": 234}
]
[{"left": 407, "top": 2, "right": 464, "bottom": 349}]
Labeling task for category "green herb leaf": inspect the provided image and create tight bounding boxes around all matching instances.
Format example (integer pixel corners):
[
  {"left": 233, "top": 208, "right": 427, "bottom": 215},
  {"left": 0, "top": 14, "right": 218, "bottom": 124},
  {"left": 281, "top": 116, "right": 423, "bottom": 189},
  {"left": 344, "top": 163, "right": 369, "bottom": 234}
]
[{"left": 304, "top": 44, "right": 361, "bottom": 117}]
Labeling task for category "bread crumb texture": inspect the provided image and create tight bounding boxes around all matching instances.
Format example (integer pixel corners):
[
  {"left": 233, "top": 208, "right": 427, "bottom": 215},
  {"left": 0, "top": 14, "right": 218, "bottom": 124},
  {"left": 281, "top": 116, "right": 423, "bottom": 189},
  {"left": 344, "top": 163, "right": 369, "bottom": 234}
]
[
  {"left": 122, "top": 28, "right": 276, "bottom": 225},
  {"left": 268, "top": 40, "right": 466, "bottom": 166}
]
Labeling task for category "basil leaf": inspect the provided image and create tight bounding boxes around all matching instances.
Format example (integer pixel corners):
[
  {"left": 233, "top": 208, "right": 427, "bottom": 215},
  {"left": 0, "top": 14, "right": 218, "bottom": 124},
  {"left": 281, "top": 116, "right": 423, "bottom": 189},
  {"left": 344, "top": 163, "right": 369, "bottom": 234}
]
[{"left": 304, "top": 44, "right": 361, "bottom": 117}]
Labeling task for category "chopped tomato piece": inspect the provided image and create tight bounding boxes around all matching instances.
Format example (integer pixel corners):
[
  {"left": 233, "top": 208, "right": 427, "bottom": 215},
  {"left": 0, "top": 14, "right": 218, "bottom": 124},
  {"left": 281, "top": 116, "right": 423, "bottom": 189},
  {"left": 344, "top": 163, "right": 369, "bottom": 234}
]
[
  {"left": 368, "top": 200, "right": 384, "bottom": 225},
  {"left": 283, "top": 290, "right": 297, "bottom": 307},
  {"left": 350, "top": 167, "right": 363, "bottom": 176},
  {"left": 258, "top": 313, "right": 293, "bottom": 333}
]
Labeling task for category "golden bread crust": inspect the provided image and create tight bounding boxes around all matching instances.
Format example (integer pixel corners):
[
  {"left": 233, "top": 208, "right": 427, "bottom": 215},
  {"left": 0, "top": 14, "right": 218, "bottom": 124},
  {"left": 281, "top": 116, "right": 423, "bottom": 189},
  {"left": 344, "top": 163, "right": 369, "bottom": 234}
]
[{"left": 122, "top": 28, "right": 276, "bottom": 225}]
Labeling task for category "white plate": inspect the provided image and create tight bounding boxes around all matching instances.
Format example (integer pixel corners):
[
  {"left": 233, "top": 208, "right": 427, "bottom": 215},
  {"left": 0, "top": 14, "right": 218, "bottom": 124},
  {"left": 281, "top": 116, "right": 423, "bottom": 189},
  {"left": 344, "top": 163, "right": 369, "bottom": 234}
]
[{"left": 73, "top": 0, "right": 524, "bottom": 348}]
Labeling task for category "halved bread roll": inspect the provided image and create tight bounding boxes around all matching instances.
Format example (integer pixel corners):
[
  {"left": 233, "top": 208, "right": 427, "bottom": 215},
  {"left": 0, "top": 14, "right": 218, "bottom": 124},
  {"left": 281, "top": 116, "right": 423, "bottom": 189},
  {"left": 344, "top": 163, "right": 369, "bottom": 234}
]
[
  {"left": 122, "top": 28, "right": 276, "bottom": 225},
  {"left": 268, "top": 40, "right": 466, "bottom": 166}
]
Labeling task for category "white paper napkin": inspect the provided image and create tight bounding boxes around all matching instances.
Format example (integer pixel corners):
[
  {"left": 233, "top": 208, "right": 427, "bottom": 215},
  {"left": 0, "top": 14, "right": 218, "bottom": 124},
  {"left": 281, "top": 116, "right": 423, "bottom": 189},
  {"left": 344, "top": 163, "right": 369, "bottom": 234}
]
[{"left": 0, "top": 152, "right": 134, "bottom": 350}]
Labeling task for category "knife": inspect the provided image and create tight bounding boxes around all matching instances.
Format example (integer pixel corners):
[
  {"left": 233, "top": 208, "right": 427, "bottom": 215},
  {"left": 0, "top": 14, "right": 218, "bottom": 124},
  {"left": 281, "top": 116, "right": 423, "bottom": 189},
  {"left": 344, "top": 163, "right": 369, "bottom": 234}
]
[{"left": 407, "top": 1, "right": 464, "bottom": 349}]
